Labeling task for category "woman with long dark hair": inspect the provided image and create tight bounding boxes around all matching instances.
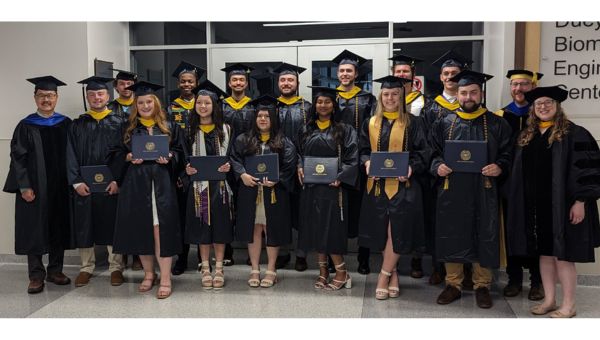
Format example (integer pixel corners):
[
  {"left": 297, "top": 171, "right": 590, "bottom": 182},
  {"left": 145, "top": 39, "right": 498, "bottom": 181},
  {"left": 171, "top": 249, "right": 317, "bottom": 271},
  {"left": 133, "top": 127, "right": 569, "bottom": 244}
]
[
  {"left": 230, "top": 95, "right": 297, "bottom": 288},
  {"left": 297, "top": 86, "right": 358, "bottom": 291}
]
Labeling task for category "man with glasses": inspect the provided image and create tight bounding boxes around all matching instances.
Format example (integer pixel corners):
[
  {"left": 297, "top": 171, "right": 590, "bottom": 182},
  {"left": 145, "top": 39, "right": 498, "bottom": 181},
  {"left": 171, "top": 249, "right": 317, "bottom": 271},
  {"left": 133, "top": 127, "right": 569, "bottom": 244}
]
[
  {"left": 495, "top": 69, "right": 545, "bottom": 301},
  {"left": 4, "top": 76, "right": 72, "bottom": 294}
]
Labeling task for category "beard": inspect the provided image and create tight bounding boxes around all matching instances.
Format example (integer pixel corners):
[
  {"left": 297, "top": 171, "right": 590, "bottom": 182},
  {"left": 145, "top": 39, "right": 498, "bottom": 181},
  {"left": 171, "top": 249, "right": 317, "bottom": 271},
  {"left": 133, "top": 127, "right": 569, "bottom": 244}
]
[{"left": 460, "top": 101, "right": 480, "bottom": 113}]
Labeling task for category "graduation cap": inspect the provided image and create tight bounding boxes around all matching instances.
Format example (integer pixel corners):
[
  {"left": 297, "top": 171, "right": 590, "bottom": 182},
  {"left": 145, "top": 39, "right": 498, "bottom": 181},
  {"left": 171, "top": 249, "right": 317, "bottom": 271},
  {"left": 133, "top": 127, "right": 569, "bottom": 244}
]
[
  {"left": 221, "top": 63, "right": 254, "bottom": 78},
  {"left": 172, "top": 60, "right": 205, "bottom": 79},
  {"left": 374, "top": 76, "right": 413, "bottom": 113},
  {"left": 524, "top": 85, "right": 569, "bottom": 104},
  {"left": 505, "top": 69, "right": 544, "bottom": 85},
  {"left": 332, "top": 49, "right": 367, "bottom": 68},
  {"left": 77, "top": 76, "right": 114, "bottom": 91},
  {"left": 193, "top": 80, "right": 228, "bottom": 101},
  {"left": 450, "top": 70, "right": 494, "bottom": 106},
  {"left": 389, "top": 54, "right": 423, "bottom": 68},
  {"left": 249, "top": 94, "right": 278, "bottom": 110},
  {"left": 27, "top": 75, "right": 66, "bottom": 92},
  {"left": 431, "top": 49, "right": 473, "bottom": 70},
  {"left": 125, "top": 81, "right": 164, "bottom": 96},
  {"left": 307, "top": 86, "right": 343, "bottom": 100},
  {"left": 273, "top": 62, "right": 306, "bottom": 77},
  {"left": 110, "top": 68, "right": 138, "bottom": 82}
]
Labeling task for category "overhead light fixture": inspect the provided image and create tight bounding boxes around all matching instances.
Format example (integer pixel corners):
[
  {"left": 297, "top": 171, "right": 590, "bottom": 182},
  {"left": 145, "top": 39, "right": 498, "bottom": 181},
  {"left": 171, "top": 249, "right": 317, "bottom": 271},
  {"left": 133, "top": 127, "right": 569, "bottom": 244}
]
[{"left": 263, "top": 22, "right": 377, "bottom": 27}]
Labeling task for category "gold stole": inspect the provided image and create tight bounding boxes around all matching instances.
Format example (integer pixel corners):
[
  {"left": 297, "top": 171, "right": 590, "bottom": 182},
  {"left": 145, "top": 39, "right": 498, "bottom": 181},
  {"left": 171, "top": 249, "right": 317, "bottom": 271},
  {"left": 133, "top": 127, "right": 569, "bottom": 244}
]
[
  {"left": 115, "top": 97, "right": 134, "bottom": 106},
  {"left": 138, "top": 117, "right": 156, "bottom": 127},
  {"left": 224, "top": 96, "right": 251, "bottom": 110},
  {"left": 434, "top": 95, "right": 460, "bottom": 111},
  {"left": 87, "top": 109, "right": 112, "bottom": 121},
  {"left": 336, "top": 85, "right": 361, "bottom": 100},
  {"left": 277, "top": 96, "right": 301, "bottom": 105},
  {"left": 367, "top": 116, "right": 405, "bottom": 199},
  {"left": 405, "top": 91, "right": 422, "bottom": 105},
  {"left": 174, "top": 97, "right": 195, "bottom": 110}
]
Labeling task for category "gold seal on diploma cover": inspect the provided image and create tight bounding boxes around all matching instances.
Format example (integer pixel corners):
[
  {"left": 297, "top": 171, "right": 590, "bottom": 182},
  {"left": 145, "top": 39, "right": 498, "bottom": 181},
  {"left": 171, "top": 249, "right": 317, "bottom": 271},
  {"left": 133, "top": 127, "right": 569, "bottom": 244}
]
[
  {"left": 460, "top": 150, "right": 471, "bottom": 161},
  {"left": 94, "top": 173, "right": 104, "bottom": 183},
  {"left": 257, "top": 163, "right": 267, "bottom": 173},
  {"left": 315, "top": 164, "right": 325, "bottom": 174},
  {"left": 384, "top": 159, "right": 394, "bottom": 168},
  {"left": 145, "top": 142, "right": 156, "bottom": 151}
]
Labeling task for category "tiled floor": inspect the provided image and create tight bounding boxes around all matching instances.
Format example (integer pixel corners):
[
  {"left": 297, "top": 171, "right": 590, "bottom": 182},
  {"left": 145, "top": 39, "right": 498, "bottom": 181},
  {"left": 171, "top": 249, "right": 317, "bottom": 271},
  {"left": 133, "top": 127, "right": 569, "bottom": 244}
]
[{"left": 1, "top": 254, "right": 599, "bottom": 318}]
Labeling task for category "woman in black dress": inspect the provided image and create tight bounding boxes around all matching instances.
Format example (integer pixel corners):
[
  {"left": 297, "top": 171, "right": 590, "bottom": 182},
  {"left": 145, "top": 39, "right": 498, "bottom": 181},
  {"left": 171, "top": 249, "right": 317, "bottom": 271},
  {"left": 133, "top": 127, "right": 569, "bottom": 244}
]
[
  {"left": 230, "top": 95, "right": 297, "bottom": 288},
  {"left": 507, "top": 86, "right": 600, "bottom": 318},
  {"left": 358, "top": 76, "right": 428, "bottom": 300},
  {"left": 184, "top": 81, "right": 233, "bottom": 290},
  {"left": 297, "top": 86, "right": 358, "bottom": 291},
  {"left": 110, "top": 81, "right": 185, "bottom": 299}
]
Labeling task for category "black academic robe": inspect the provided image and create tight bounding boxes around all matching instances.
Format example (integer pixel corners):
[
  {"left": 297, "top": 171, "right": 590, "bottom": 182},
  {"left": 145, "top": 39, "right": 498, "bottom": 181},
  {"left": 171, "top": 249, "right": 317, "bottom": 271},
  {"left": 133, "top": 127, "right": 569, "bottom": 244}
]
[
  {"left": 110, "top": 122, "right": 185, "bottom": 257},
  {"left": 3, "top": 115, "right": 72, "bottom": 255},
  {"left": 429, "top": 110, "right": 512, "bottom": 268},
  {"left": 421, "top": 96, "right": 456, "bottom": 133},
  {"left": 107, "top": 100, "right": 133, "bottom": 120},
  {"left": 358, "top": 115, "right": 429, "bottom": 254},
  {"left": 506, "top": 122, "right": 600, "bottom": 263},
  {"left": 231, "top": 134, "right": 297, "bottom": 246},
  {"left": 297, "top": 123, "right": 359, "bottom": 254},
  {"left": 497, "top": 106, "right": 529, "bottom": 143},
  {"left": 66, "top": 112, "right": 125, "bottom": 247},
  {"left": 222, "top": 99, "right": 255, "bottom": 142},
  {"left": 184, "top": 125, "right": 235, "bottom": 245}
]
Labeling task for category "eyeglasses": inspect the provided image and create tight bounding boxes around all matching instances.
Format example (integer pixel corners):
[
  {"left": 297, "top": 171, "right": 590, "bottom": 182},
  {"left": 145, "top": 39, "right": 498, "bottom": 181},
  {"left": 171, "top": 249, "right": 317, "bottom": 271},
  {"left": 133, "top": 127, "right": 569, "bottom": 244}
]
[
  {"left": 534, "top": 99, "right": 555, "bottom": 108},
  {"left": 35, "top": 93, "right": 57, "bottom": 100},
  {"left": 510, "top": 81, "right": 532, "bottom": 88}
]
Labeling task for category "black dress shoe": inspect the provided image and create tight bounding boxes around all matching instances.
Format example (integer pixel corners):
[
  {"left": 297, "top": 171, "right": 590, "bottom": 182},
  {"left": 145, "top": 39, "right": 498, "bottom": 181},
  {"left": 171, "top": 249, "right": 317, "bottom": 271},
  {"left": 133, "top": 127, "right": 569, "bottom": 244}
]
[
  {"left": 275, "top": 253, "right": 291, "bottom": 270},
  {"left": 410, "top": 257, "right": 424, "bottom": 278},
  {"left": 475, "top": 287, "right": 493, "bottom": 309},
  {"left": 171, "top": 261, "right": 187, "bottom": 275},
  {"left": 294, "top": 256, "right": 308, "bottom": 272},
  {"left": 528, "top": 285, "right": 545, "bottom": 301},
  {"left": 28, "top": 279, "right": 45, "bottom": 294},
  {"left": 437, "top": 285, "right": 461, "bottom": 304},
  {"left": 223, "top": 257, "right": 234, "bottom": 266},
  {"left": 357, "top": 260, "right": 370, "bottom": 275},
  {"left": 503, "top": 283, "right": 522, "bottom": 297},
  {"left": 46, "top": 272, "right": 71, "bottom": 285}
]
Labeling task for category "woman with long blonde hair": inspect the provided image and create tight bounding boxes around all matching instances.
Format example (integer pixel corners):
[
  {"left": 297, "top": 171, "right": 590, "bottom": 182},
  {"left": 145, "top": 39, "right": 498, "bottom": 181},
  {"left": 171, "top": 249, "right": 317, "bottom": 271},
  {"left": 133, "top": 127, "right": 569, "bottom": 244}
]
[
  {"left": 507, "top": 86, "right": 600, "bottom": 317},
  {"left": 110, "top": 81, "right": 186, "bottom": 299}
]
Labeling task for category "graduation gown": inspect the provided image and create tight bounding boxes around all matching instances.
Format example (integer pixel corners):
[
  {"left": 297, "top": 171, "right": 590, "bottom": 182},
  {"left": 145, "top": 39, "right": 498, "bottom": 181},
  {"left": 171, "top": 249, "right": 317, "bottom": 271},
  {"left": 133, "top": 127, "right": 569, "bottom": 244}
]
[
  {"left": 222, "top": 97, "right": 255, "bottom": 141},
  {"left": 110, "top": 122, "right": 185, "bottom": 256},
  {"left": 421, "top": 95, "right": 458, "bottom": 133},
  {"left": 358, "top": 115, "right": 429, "bottom": 254},
  {"left": 495, "top": 102, "right": 531, "bottom": 142},
  {"left": 66, "top": 112, "right": 125, "bottom": 247},
  {"left": 231, "top": 134, "right": 297, "bottom": 246},
  {"left": 3, "top": 113, "right": 72, "bottom": 255},
  {"left": 184, "top": 125, "right": 235, "bottom": 245},
  {"left": 107, "top": 99, "right": 133, "bottom": 120},
  {"left": 429, "top": 110, "right": 512, "bottom": 268},
  {"left": 506, "top": 122, "right": 600, "bottom": 263},
  {"left": 297, "top": 123, "right": 359, "bottom": 254}
]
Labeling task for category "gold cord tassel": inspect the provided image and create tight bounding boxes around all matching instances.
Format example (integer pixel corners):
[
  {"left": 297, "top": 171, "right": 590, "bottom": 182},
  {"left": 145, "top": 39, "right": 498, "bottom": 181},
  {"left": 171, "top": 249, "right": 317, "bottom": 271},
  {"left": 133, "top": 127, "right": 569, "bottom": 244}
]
[
  {"left": 443, "top": 176, "right": 449, "bottom": 190},
  {"left": 256, "top": 186, "right": 262, "bottom": 205},
  {"left": 374, "top": 181, "right": 381, "bottom": 196},
  {"left": 484, "top": 177, "right": 492, "bottom": 189},
  {"left": 405, "top": 179, "right": 411, "bottom": 188},
  {"left": 270, "top": 187, "right": 277, "bottom": 204}
]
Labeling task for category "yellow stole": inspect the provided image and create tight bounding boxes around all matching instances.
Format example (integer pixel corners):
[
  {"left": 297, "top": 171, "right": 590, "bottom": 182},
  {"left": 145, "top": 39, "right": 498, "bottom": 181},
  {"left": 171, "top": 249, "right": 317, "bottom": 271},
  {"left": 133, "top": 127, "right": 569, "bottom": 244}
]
[
  {"left": 434, "top": 95, "right": 460, "bottom": 111},
  {"left": 87, "top": 109, "right": 112, "bottom": 121},
  {"left": 539, "top": 121, "right": 554, "bottom": 129},
  {"left": 260, "top": 132, "right": 270, "bottom": 142},
  {"left": 316, "top": 119, "right": 331, "bottom": 130},
  {"left": 405, "top": 91, "right": 422, "bottom": 105},
  {"left": 138, "top": 117, "right": 156, "bottom": 127},
  {"left": 367, "top": 115, "right": 405, "bottom": 199},
  {"left": 116, "top": 97, "right": 134, "bottom": 106},
  {"left": 224, "top": 96, "right": 251, "bottom": 110},
  {"left": 455, "top": 107, "right": 487, "bottom": 120},
  {"left": 383, "top": 111, "right": 400, "bottom": 120},
  {"left": 200, "top": 124, "right": 215, "bottom": 133},
  {"left": 277, "top": 96, "right": 301, "bottom": 105},
  {"left": 336, "top": 85, "right": 361, "bottom": 100},
  {"left": 174, "top": 97, "right": 195, "bottom": 110}
]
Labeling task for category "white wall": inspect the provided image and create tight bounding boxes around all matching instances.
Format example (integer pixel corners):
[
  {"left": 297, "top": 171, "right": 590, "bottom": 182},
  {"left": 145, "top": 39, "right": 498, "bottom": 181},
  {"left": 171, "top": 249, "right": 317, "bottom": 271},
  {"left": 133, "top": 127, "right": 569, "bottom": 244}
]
[{"left": 483, "top": 21, "right": 515, "bottom": 112}]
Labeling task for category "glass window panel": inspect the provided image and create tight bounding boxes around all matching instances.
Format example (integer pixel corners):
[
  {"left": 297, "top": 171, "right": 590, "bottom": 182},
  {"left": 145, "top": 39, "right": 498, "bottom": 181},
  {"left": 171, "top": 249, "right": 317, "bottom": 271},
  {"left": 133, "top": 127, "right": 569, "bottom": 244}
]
[
  {"left": 130, "top": 22, "right": 207, "bottom": 46},
  {"left": 310, "top": 59, "right": 374, "bottom": 95}
]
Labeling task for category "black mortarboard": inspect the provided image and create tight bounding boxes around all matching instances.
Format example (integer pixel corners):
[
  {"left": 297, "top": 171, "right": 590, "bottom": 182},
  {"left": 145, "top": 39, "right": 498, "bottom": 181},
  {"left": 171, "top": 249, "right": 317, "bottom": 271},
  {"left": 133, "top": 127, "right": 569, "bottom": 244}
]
[
  {"left": 373, "top": 75, "right": 413, "bottom": 89},
  {"left": 525, "top": 86, "right": 569, "bottom": 104},
  {"left": 249, "top": 94, "right": 278, "bottom": 110},
  {"left": 193, "top": 80, "right": 228, "bottom": 101},
  {"left": 450, "top": 70, "right": 494, "bottom": 87},
  {"left": 273, "top": 62, "right": 306, "bottom": 76},
  {"left": 431, "top": 49, "right": 473, "bottom": 70},
  {"left": 221, "top": 63, "right": 254, "bottom": 78},
  {"left": 77, "top": 76, "right": 114, "bottom": 91},
  {"left": 389, "top": 54, "right": 423, "bottom": 67},
  {"left": 332, "top": 49, "right": 367, "bottom": 68},
  {"left": 505, "top": 69, "right": 544, "bottom": 84},
  {"left": 27, "top": 76, "right": 66, "bottom": 92},
  {"left": 125, "top": 81, "right": 164, "bottom": 96},
  {"left": 307, "top": 86, "right": 343, "bottom": 100},
  {"left": 172, "top": 60, "right": 205, "bottom": 79},
  {"left": 110, "top": 68, "right": 138, "bottom": 81}
]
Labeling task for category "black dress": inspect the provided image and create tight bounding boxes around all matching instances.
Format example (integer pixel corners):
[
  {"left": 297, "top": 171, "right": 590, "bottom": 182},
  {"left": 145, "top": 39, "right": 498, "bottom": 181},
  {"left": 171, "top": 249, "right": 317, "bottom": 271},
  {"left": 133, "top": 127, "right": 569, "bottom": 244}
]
[
  {"left": 297, "top": 123, "right": 359, "bottom": 254},
  {"left": 109, "top": 122, "right": 185, "bottom": 257},
  {"left": 358, "top": 115, "right": 429, "bottom": 254},
  {"left": 231, "top": 133, "right": 297, "bottom": 247},
  {"left": 184, "top": 126, "right": 234, "bottom": 245}
]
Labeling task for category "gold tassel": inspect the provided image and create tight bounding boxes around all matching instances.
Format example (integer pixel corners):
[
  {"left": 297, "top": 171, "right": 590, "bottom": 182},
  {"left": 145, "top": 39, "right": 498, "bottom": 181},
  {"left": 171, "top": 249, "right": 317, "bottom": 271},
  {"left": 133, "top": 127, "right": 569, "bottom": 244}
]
[
  {"left": 443, "top": 176, "right": 449, "bottom": 190},
  {"left": 484, "top": 177, "right": 492, "bottom": 189},
  {"left": 256, "top": 186, "right": 262, "bottom": 205},
  {"left": 405, "top": 179, "right": 411, "bottom": 188},
  {"left": 374, "top": 181, "right": 381, "bottom": 196},
  {"left": 270, "top": 187, "right": 277, "bottom": 204}
]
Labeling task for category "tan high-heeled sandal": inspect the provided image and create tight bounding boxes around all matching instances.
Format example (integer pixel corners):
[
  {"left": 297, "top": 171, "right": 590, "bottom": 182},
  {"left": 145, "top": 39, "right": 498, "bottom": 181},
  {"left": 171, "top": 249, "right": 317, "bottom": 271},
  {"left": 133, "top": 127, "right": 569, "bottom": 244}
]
[
  {"left": 138, "top": 272, "right": 157, "bottom": 293},
  {"left": 376, "top": 270, "right": 391, "bottom": 300},
  {"left": 248, "top": 269, "right": 260, "bottom": 288},
  {"left": 314, "top": 261, "right": 329, "bottom": 289},
  {"left": 200, "top": 261, "right": 212, "bottom": 290},
  {"left": 212, "top": 261, "right": 225, "bottom": 290},
  {"left": 325, "top": 262, "right": 351, "bottom": 291},
  {"left": 388, "top": 269, "right": 400, "bottom": 298},
  {"left": 260, "top": 270, "right": 277, "bottom": 288}
]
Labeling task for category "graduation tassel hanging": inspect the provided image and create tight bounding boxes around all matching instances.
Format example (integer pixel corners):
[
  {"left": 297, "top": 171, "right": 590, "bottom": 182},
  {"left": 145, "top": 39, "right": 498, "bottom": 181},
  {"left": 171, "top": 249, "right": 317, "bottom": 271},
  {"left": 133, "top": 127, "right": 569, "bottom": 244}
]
[
  {"left": 374, "top": 180, "right": 381, "bottom": 196},
  {"left": 443, "top": 176, "right": 449, "bottom": 190},
  {"left": 270, "top": 187, "right": 277, "bottom": 204}
]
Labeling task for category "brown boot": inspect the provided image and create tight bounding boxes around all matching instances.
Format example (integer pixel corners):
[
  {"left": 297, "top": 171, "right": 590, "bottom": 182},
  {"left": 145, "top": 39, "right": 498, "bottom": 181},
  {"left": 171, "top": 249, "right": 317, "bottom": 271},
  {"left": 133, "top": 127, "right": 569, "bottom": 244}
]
[
  {"left": 75, "top": 272, "right": 92, "bottom": 287},
  {"left": 46, "top": 272, "right": 71, "bottom": 285},
  {"left": 110, "top": 271, "right": 125, "bottom": 286},
  {"left": 428, "top": 271, "right": 443, "bottom": 285},
  {"left": 436, "top": 285, "right": 461, "bottom": 304},
  {"left": 475, "top": 287, "right": 493, "bottom": 309},
  {"left": 528, "top": 285, "right": 545, "bottom": 301},
  {"left": 27, "top": 279, "right": 45, "bottom": 294}
]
